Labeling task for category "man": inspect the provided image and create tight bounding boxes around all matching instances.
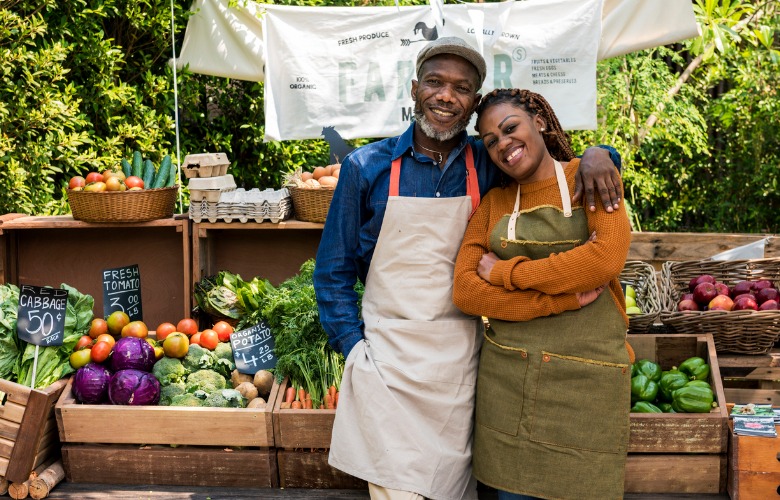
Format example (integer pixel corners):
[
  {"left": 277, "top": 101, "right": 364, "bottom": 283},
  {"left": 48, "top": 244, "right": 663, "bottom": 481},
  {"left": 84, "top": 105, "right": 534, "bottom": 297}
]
[{"left": 313, "top": 36, "right": 621, "bottom": 500}]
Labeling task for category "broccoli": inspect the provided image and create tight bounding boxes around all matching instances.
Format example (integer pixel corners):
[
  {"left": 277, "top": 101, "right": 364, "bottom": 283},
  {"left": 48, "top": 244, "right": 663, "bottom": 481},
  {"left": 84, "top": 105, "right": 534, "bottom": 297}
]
[
  {"left": 212, "top": 342, "right": 236, "bottom": 378},
  {"left": 185, "top": 369, "right": 227, "bottom": 394},
  {"left": 169, "top": 393, "right": 207, "bottom": 407},
  {"left": 182, "top": 344, "right": 216, "bottom": 374},
  {"left": 158, "top": 382, "right": 186, "bottom": 406},
  {"left": 204, "top": 388, "right": 246, "bottom": 408},
  {"left": 152, "top": 357, "right": 186, "bottom": 386}
]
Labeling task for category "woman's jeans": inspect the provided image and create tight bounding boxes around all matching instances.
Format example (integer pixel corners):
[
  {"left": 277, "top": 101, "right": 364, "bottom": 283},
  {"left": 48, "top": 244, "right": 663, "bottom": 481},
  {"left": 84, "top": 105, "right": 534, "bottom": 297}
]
[{"left": 497, "top": 490, "right": 541, "bottom": 500}]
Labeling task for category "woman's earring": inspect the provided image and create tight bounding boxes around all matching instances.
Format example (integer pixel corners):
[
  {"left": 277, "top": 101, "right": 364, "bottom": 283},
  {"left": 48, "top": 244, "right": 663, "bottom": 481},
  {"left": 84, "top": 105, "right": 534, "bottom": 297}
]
[{"left": 540, "top": 127, "right": 545, "bottom": 132}]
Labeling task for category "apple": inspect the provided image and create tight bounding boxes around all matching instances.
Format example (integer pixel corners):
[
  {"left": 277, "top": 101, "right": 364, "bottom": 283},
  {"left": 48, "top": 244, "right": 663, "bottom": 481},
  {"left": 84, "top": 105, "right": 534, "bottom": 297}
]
[
  {"left": 708, "top": 294, "right": 734, "bottom": 311},
  {"left": 732, "top": 295, "right": 758, "bottom": 311},
  {"left": 689, "top": 274, "right": 716, "bottom": 293},
  {"left": 755, "top": 287, "right": 780, "bottom": 305},
  {"left": 730, "top": 280, "right": 754, "bottom": 298},
  {"left": 733, "top": 293, "right": 756, "bottom": 303},
  {"left": 752, "top": 280, "right": 775, "bottom": 293},
  {"left": 68, "top": 176, "right": 86, "bottom": 190},
  {"left": 626, "top": 306, "right": 642, "bottom": 316},
  {"left": 693, "top": 282, "right": 718, "bottom": 305},
  {"left": 714, "top": 282, "right": 730, "bottom": 297},
  {"left": 681, "top": 293, "right": 695, "bottom": 302},
  {"left": 677, "top": 299, "right": 699, "bottom": 312},
  {"left": 759, "top": 300, "right": 779, "bottom": 311}
]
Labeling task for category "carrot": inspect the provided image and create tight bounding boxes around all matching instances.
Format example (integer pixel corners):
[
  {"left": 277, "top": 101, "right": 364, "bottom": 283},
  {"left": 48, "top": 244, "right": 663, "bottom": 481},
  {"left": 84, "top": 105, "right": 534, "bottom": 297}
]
[
  {"left": 291, "top": 400, "right": 303, "bottom": 409},
  {"left": 323, "top": 393, "right": 335, "bottom": 410},
  {"left": 298, "top": 387, "right": 306, "bottom": 404},
  {"left": 329, "top": 384, "right": 337, "bottom": 399},
  {"left": 334, "top": 391, "right": 339, "bottom": 408},
  {"left": 284, "top": 386, "right": 296, "bottom": 404},
  {"left": 304, "top": 398, "right": 313, "bottom": 410}
]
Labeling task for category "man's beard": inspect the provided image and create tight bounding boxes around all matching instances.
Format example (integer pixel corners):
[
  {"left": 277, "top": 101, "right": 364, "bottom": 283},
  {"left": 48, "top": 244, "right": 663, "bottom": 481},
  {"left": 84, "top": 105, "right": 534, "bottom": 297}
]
[{"left": 414, "top": 102, "right": 471, "bottom": 142}]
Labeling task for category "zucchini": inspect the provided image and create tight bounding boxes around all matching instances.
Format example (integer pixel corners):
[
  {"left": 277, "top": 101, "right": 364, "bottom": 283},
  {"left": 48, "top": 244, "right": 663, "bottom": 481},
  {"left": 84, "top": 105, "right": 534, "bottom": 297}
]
[
  {"left": 152, "top": 155, "right": 172, "bottom": 189},
  {"left": 142, "top": 159, "right": 156, "bottom": 188},
  {"left": 131, "top": 151, "right": 143, "bottom": 178},
  {"left": 166, "top": 158, "right": 177, "bottom": 187},
  {"left": 120, "top": 158, "right": 132, "bottom": 178}
]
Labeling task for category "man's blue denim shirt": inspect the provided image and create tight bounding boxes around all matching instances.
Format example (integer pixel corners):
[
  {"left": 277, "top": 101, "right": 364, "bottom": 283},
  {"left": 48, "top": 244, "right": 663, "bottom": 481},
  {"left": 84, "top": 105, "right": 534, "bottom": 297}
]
[{"left": 312, "top": 122, "right": 620, "bottom": 358}]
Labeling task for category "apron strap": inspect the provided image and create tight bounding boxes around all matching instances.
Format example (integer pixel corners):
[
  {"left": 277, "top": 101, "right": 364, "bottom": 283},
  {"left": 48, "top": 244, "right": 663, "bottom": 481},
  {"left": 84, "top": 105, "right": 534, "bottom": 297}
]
[
  {"left": 390, "top": 144, "right": 480, "bottom": 218},
  {"left": 507, "top": 160, "right": 572, "bottom": 241}
]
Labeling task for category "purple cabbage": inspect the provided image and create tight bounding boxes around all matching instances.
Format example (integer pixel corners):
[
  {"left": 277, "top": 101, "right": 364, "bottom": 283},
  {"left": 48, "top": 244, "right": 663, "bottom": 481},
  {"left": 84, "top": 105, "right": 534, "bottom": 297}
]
[
  {"left": 72, "top": 362, "right": 112, "bottom": 404},
  {"left": 110, "top": 337, "right": 156, "bottom": 372},
  {"left": 108, "top": 369, "right": 161, "bottom": 405}
]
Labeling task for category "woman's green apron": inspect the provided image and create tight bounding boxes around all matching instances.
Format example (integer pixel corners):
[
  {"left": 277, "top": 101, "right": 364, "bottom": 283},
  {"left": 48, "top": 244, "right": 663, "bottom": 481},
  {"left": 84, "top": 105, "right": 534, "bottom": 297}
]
[{"left": 472, "top": 161, "right": 631, "bottom": 500}]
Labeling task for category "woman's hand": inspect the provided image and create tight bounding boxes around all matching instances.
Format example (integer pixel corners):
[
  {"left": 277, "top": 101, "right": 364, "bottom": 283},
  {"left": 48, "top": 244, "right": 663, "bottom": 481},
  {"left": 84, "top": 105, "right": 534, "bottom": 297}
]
[
  {"left": 576, "top": 282, "right": 609, "bottom": 307},
  {"left": 477, "top": 252, "right": 500, "bottom": 281}
]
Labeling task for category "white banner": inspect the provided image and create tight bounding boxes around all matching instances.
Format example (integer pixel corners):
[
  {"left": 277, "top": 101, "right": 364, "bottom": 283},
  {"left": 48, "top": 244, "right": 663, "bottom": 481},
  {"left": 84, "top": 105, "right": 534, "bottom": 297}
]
[{"left": 177, "top": 0, "right": 698, "bottom": 140}]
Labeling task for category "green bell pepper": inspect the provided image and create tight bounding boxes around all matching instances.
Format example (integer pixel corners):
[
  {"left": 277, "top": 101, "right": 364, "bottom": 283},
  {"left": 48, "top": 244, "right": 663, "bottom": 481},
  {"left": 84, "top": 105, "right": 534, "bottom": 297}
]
[
  {"left": 683, "top": 379, "right": 712, "bottom": 389},
  {"left": 631, "top": 373, "right": 659, "bottom": 403},
  {"left": 678, "top": 356, "right": 711, "bottom": 381},
  {"left": 659, "top": 370, "right": 689, "bottom": 401},
  {"left": 671, "top": 384, "right": 715, "bottom": 413},
  {"left": 631, "top": 401, "right": 663, "bottom": 413},
  {"left": 657, "top": 402, "right": 676, "bottom": 413},
  {"left": 634, "top": 359, "right": 662, "bottom": 382}
]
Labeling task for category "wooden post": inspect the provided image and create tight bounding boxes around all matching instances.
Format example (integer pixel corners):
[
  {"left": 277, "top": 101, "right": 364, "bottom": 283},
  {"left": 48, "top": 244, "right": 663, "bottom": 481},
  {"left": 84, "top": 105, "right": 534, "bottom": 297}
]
[
  {"left": 29, "top": 460, "right": 65, "bottom": 500},
  {"left": 8, "top": 458, "right": 56, "bottom": 500},
  {"left": 0, "top": 476, "right": 9, "bottom": 496}
]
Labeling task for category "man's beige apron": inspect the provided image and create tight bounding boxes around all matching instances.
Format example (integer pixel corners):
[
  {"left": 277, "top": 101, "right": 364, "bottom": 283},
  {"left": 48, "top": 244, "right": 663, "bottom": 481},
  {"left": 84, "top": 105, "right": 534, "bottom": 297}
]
[
  {"left": 328, "top": 147, "right": 482, "bottom": 500},
  {"left": 472, "top": 161, "right": 631, "bottom": 499}
]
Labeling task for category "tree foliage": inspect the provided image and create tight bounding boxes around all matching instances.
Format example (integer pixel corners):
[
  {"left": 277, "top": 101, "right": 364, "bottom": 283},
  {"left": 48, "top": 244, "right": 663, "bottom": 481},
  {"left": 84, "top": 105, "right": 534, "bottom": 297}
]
[{"left": 0, "top": 0, "right": 777, "bottom": 233}]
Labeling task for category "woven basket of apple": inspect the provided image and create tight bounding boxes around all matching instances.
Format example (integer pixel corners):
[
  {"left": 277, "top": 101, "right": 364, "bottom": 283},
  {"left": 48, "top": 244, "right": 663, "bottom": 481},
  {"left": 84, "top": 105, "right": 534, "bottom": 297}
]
[
  {"left": 659, "top": 258, "right": 780, "bottom": 354},
  {"left": 619, "top": 260, "right": 662, "bottom": 333},
  {"left": 284, "top": 164, "right": 340, "bottom": 223},
  {"left": 67, "top": 152, "right": 178, "bottom": 223}
]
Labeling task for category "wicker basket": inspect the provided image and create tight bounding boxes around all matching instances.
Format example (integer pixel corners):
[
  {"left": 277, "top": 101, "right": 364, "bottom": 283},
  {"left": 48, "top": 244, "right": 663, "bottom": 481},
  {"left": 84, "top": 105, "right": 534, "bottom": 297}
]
[
  {"left": 68, "top": 186, "right": 178, "bottom": 223},
  {"left": 659, "top": 258, "right": 780, "bottom": 354},
  {"left": 619, "top": 260, "right": 662, "bottom": 333},
  {"left": 288, "top": 185, "right": 334, "bottom": 223}
]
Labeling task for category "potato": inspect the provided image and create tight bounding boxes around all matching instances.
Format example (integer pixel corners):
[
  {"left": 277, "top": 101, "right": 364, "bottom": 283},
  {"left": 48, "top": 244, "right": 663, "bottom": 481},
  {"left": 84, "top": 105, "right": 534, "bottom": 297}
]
[
  {"left": 236, "top": 381, "right": 258, "bottom": 401},
  {"left": 253, "top": 370, "right": 275, "bottom": 397},
  {"left": 247, "top": 397, "right": 266, "bottom": 409},
  {"left": 231, "top": 369, "right": 253, "bottom": 389}
]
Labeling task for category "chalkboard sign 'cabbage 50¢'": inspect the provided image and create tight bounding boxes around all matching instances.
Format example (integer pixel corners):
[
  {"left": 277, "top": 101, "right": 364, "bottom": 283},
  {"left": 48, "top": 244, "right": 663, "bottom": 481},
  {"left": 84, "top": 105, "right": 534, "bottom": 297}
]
[{"left": 0, "top": 283, "right": 94, "bottom": 389}]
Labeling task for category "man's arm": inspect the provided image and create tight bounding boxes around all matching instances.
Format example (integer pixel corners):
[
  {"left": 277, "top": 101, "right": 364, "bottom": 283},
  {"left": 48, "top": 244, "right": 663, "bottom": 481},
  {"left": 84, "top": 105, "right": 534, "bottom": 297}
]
[
  {"left": 573, "top": 145, "right": 622, "bottom": 212},
  {"left": 312, "top": 157, "right": 364, "bottom": 358}
]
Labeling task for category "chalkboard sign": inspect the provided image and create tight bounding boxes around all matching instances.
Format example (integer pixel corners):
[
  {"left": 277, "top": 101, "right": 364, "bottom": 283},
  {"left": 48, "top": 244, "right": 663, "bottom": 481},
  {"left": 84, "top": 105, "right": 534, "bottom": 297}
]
[
  {"left": 16, "top": 285, "right": 69, "bottom": 346},
  {"left": 230, "top": 320, "right": 277, "bottom": 375},
  {"left": 102, "top": 264, "right": 143, "bottom": 321}
]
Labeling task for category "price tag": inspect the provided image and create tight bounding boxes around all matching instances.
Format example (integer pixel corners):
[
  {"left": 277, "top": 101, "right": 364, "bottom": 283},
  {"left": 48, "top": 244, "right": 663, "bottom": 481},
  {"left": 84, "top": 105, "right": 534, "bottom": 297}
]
[
  {"left": 102, "top": 264, "right": 143, "bottom": 321},
  {"left": 16, "top": 285, "right": 69, "bottom": 346},
  {"left": 229, "top": 320, "right": 277, "bottom": 375}
]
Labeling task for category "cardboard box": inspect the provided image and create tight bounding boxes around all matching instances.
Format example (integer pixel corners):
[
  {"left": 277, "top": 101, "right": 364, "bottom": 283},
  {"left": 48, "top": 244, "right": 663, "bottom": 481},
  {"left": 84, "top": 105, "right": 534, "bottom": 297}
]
[{"left": 0, "top": 377, "right": 68, "bottom": 483}]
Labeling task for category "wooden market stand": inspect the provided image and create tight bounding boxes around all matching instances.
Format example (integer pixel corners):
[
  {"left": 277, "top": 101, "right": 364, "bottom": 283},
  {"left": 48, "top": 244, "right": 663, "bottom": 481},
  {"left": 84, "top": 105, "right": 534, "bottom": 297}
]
[{"left": 0, "top": 214, "right": 777, "bottom": 497}]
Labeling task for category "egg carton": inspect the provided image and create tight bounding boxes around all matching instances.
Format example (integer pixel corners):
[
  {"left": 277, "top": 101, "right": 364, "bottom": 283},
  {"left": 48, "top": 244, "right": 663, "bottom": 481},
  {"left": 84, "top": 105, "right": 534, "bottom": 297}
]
[
  {"left": 182, "top": 152, "right": 230, "bottom": 178},
  {"left": 188, "top": 188, "right": 292, "bottom": 223},
  {"left": 188, "top": 174, "right": 237, "bottom": 202}
]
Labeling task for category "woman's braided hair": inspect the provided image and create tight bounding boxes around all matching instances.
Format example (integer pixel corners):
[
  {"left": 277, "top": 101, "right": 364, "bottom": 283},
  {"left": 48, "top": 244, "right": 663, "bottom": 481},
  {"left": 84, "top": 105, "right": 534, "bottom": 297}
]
[{"left": 475, "top": 88, "right": 576, "bottom": 162}]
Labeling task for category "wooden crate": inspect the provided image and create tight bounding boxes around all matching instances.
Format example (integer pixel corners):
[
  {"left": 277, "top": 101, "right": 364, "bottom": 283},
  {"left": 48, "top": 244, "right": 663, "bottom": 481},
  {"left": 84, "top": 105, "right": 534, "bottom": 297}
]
[
  {"left": 273, "top": 377, "right": 365, "bottom": 488},
  {"left": 625, "top": 334, "right": 730, "bottom": 494},
  {"left": 56, "top": 377, "right": 279, "bottom": 447},
  {"left": 0, "top": 377, "right": 68, "bottom": 483},
  {"left": 62, "top": 443, "right": 277, "bottom": 488},
  {"left": 0, "top": 215, "right": 191, "bottom": 329},
  {"left": 718, "top": 348, "right": 780, "bottom": 406},
  {"left": 56, "top": 377, "right": 280, "bottom": 488},
  {"left": 728, "top": 422, "right": 780, "bottom": 500}
]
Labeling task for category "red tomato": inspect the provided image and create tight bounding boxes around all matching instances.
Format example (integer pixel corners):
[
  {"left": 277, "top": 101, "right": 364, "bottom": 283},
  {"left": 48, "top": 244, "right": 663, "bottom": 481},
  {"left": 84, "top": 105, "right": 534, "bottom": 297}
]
[
  {"left": 212, "top": 321, "right": 234, "bottom": 342},
  {"left": 75, "top": 335, "right": 94, "bottom": 351},
  {"left": 88, "top": 318, "right": 108, "bottom": 339},
  {"left": 125, "top": 176, "right": 144, "bottom": 189},
  {"left": 69, "top": 176, "right": 86, "bottom": 190},
  {"left": 189, "top": 332, "right": 202, "bottom": 346},
  {"left": 155, "top": 322, "right": 177, "bottom": 340},
  {"left": 85, "top": 172, "right": 103, "bottom": 184},
  {"left": 95, "top": 333, "right": 116, "bottom": 348},
  {"left": 90, "top": 341, "right": 112, "bottom": 364},
  {"left": 200, "top": 329, "right": 219, "bottom": 350},
  {"left": 176, "top": 318, "right": 198, "bottom": 336}
]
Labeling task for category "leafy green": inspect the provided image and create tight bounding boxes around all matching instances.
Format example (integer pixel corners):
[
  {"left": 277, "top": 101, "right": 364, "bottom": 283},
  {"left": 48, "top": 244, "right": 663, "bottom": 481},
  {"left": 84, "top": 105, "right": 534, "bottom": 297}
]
[
  {"left": 194, "top": 271, "right": 272, "bottom": 321},
  {"left": 0, "top": 284, "right": 21, "bottom": 381}
]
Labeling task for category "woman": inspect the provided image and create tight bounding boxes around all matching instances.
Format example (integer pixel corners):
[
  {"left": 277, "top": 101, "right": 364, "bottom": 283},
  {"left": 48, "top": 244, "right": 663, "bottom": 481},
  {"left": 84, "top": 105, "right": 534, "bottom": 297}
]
[{"left": 452, "top": 89, "right": 633, "bottom": 500}]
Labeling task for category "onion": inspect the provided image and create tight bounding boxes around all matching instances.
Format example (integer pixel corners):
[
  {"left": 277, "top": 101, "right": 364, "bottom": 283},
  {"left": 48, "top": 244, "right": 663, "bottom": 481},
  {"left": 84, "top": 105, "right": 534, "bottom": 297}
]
[
  {"left": 108, "top": 369, "right": 161, "bottom": 405},
  {"left": 110, "top": 336, "right": 156, "bottom": 372},
  {"left": 72, "top": 363, "right": 112, "bottom": 404}
]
